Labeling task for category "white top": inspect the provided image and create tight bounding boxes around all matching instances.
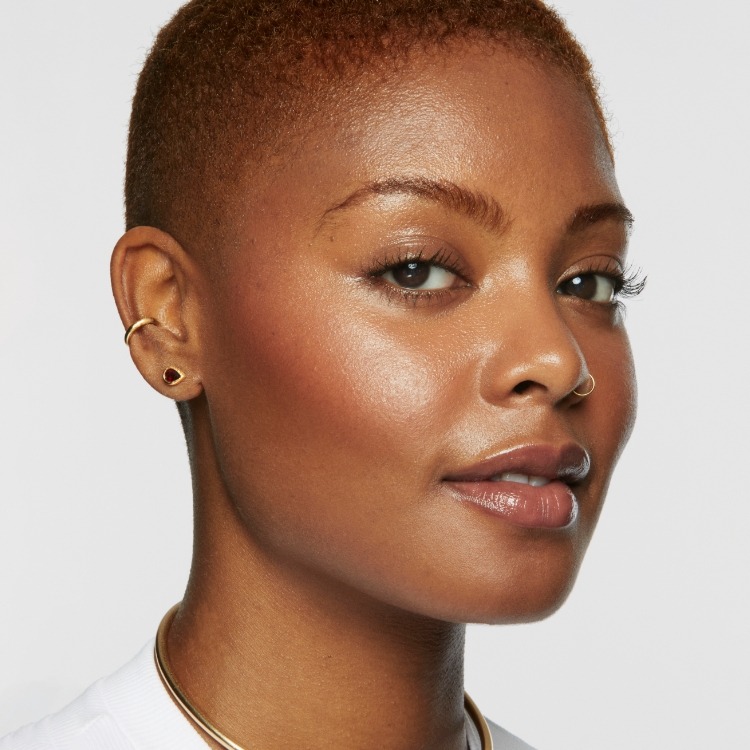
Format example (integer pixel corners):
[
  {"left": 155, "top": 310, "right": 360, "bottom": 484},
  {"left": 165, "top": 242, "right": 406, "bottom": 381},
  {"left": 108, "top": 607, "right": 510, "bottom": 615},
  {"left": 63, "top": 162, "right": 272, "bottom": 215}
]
[{"left": 0, "top": 642, "right": 535, "bottom": 749}]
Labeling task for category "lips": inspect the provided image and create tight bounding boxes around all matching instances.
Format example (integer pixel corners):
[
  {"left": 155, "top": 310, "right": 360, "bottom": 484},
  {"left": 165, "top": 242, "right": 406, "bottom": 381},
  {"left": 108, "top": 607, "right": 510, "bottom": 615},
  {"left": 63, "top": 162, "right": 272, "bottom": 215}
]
[{"left": 443, "top": 444, "right": 590, "bottom": 529}]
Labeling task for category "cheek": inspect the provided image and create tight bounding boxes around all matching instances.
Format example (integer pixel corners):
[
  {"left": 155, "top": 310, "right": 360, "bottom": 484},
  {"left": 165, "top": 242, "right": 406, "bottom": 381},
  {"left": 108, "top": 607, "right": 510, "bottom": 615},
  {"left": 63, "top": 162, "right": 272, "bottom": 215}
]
[
  {"left": 580, "top": 327, "right": 637, "bottom": 528},
  {"left": 198, "top": 276, "right": 490, "bottom": 615},
  {"left": 201, "top": 273, "right": 452, "bottom": 525},
  {"left": 239, "top": 307, "right": 439, "bottom": 444},
  {"left": 599, "top": 329, "right": 637, "bottom": 456}
]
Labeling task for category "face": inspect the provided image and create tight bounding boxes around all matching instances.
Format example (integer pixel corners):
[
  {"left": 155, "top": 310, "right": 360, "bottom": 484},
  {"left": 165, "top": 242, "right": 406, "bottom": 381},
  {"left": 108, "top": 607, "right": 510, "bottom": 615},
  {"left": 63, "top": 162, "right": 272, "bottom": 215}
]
[{"left": 195, "top": 42, "right": 637, "bottom": 623}]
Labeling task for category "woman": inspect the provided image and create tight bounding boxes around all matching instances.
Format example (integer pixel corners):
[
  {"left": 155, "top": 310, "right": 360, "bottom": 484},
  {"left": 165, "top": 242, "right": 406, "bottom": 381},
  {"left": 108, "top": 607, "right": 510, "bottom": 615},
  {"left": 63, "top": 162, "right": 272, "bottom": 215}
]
[{"left": 2, "top": 0, "right": 642, "bottom": 747}]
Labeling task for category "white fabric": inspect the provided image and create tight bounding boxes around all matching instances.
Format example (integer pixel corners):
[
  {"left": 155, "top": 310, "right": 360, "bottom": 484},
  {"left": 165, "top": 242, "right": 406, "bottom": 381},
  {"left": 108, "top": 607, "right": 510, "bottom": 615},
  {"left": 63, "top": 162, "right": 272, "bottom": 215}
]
[
  {"left": 480, "top": 718, "right": 536, "bottom": 750},
  {"left": 1, "top": 643, "right": 536, "bottom": 749},
  {"left": 0, "top": 642, "right": 204, "bottom": 750}
]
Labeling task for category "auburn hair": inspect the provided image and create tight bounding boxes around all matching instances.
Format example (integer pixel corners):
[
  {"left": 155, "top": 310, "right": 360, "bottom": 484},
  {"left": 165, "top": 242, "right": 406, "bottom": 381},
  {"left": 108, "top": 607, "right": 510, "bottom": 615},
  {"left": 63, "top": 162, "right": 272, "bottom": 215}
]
[{"left": 126, "top": 0, "right": 609, "bottom": 246}]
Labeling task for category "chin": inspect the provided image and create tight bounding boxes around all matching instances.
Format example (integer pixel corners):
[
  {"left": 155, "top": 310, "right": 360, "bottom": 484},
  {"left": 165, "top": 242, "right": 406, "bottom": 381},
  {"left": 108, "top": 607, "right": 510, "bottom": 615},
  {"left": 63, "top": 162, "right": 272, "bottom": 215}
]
[
  {"left": 488, "top": 581, "right": 578, "bottom": 625},
  {"left": 462, "top": 581, "right": 578, "bottom": 626},
  {"left": 388, "top": 548, "right": 584, "bottom": 627}
]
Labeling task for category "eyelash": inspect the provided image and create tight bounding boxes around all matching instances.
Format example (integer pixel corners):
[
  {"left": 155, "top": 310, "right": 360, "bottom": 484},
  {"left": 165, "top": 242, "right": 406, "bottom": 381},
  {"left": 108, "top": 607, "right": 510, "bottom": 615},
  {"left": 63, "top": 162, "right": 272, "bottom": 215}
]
[
  {"left": 366, "top": 250, "right": 647, "bottom": 306},
  {"left": 558, "top": 260, "right": 647, "bottom": 303},
  {"left": 365, "top": 246, "right": 470, "bottom": 305},
  {"left": 614, "top": 265, "right": 647, "bottom": 300}
]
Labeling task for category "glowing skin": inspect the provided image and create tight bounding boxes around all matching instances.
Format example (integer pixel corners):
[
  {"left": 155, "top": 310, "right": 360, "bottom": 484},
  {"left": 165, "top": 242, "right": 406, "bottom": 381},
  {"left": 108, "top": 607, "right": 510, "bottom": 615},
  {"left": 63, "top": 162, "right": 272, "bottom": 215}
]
[
  {"left": 114, "top": 41, "right": 637, "bottom": 750},
  {"left": 198, "top": 47, "right": 635, "bottom": 620}
]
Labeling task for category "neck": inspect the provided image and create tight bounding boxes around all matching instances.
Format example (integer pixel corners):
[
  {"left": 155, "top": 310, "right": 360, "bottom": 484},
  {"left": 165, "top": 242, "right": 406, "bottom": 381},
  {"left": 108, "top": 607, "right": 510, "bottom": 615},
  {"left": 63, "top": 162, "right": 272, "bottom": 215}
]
[
  {"left": 167, "top": 427, "right": 469, "bottom": 749},
  {"left": 168, "top": 547, "right": 467, "bottom": 749}
]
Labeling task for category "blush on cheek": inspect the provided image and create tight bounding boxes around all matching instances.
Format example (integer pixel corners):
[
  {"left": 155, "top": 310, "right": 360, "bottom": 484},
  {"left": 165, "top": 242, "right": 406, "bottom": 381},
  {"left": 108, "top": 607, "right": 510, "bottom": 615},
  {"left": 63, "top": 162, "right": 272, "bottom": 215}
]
[
  {"left": 208, "top": 262, "right": 453, "bottom": 461},
  {"left": 255, "top": 314, "right": 442, "bottom": 448}
]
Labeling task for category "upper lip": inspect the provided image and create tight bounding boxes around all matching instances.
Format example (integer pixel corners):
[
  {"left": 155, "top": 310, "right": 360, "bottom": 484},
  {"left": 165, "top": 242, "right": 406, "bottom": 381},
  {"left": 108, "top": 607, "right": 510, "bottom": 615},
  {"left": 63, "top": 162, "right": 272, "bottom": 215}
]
[{"left": 443, "top": 443, "right": 590, "bottom": 484}]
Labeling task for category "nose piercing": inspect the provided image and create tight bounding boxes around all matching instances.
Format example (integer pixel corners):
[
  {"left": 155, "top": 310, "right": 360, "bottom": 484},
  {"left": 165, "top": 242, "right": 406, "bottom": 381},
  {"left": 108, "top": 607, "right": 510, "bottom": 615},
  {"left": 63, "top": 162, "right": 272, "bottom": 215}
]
[
  {"left": 573, "top": 374, "right": 596, "bottom": 397},
  {"left": 124, "top": 317, "right": 158, "bottom": 345}
]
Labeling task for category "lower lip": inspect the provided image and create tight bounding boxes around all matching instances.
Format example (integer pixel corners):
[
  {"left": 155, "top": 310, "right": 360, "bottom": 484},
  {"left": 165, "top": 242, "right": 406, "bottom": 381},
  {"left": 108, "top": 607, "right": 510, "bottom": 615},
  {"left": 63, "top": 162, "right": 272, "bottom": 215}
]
[{"left": 446, "top": 480, "right": 578, "bottom": 529}]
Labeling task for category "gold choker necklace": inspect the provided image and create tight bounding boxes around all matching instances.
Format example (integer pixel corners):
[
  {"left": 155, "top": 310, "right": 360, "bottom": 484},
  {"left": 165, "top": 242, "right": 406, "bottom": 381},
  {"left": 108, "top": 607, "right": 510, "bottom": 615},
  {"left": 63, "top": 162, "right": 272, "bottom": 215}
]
[{"left": 155, "top": 605, "right": 493, "bottom": 750}]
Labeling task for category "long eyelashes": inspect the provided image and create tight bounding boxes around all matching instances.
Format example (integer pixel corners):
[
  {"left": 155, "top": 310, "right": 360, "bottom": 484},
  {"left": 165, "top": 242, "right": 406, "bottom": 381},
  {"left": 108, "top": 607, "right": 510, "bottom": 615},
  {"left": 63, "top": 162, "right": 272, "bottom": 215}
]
[
  {"left": 561, "top": 257, "right": 647, "bottom": 302},
  {"left": 366, "top": 245, "right": 467, "bottom": 281},
  {"left": 364, "top": 245, "right": 471, "bottom": 306},
  {"left": 615, "top": 264, "right": 647, "bottom": 299},
  {"left": 365, "top": 247, "right": 647, "bottom": 308}
]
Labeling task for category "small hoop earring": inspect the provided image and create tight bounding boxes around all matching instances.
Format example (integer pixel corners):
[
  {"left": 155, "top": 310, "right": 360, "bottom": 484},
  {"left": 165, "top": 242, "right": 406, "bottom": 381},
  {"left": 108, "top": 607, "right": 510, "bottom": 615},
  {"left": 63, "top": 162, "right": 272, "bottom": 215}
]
[
  {"left": 124, "top": 317, "right": 158, "bottom": 345},
  {"left": 163, "top": 367, "right": 186, "bottom": 386},
  {"left": 573, "top": 374, "right": 595, "bottom": 398}
]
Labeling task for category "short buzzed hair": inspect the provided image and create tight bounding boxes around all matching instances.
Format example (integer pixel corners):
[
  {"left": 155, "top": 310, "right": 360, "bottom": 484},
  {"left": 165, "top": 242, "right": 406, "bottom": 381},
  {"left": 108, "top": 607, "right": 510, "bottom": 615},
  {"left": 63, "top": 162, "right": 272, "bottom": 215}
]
[{"left": 126, "top": 0, "right": 609, "bottom": 247}]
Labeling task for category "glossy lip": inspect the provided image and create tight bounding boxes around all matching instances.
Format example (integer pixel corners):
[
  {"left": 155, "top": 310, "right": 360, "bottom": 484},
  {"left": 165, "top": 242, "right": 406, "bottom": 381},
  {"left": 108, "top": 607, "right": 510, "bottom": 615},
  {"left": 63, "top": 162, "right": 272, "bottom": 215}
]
[{"left": 443, "top": 444, "right": 590, "bottom": 530}]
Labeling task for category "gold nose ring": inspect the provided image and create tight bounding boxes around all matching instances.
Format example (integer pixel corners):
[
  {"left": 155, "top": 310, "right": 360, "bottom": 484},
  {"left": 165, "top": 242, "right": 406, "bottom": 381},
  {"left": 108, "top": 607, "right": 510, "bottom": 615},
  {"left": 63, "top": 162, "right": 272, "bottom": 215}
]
[{"left": 573, "top": 374, "right": 595, "bottom": 397}]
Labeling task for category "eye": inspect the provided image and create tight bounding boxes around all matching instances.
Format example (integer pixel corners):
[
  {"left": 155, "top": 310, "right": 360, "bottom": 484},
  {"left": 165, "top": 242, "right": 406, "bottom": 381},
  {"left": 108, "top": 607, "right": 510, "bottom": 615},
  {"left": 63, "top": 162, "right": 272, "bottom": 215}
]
[
  {"left": 557, "top": 273, "right": 617, "bottom": 303},
  {"left": 382, "top": 261, "right": 458, "bottom": 291}
]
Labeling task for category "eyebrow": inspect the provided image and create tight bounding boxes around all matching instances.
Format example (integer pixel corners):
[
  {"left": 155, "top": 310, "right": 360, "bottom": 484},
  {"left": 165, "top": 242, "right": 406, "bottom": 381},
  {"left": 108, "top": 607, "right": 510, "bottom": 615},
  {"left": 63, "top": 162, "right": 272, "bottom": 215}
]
[
  {"left": 567, "top": 202, "right": 634, "bottom": 233},
  {"left": 318, "top": 176, "right": 633, "bottom": 237},
  {"left": 318, "top": 177, "right": 507, "bottom": 235}
]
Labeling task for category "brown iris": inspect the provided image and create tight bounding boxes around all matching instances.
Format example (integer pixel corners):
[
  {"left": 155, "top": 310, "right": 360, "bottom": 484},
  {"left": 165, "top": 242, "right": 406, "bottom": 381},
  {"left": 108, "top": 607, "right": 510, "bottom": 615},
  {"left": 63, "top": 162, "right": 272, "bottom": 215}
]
[
  {"left": 558, "top": 274, "right": 614, "bottom": 302},
  {"left": 390, "top": 261, "right": 432, "bottom": 288}
]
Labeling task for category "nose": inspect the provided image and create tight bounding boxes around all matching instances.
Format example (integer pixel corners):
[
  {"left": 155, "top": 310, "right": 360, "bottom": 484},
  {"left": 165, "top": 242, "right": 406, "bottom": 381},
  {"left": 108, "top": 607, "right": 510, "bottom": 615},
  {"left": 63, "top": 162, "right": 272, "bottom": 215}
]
[{"left": 478, "top": 291, "right": 588, "bottom": 407}]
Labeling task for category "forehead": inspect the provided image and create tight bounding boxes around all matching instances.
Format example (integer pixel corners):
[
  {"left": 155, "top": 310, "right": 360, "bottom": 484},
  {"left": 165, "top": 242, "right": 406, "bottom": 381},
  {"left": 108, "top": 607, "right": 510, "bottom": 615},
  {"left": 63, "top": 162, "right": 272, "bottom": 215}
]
[{"left": 219, "top": 42, "right": 617, "bottom": 258}]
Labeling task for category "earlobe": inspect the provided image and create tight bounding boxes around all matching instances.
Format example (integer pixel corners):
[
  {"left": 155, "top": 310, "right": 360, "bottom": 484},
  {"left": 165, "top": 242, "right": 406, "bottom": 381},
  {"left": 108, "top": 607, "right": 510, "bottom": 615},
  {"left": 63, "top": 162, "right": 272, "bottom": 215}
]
[{"left": 111, "top": 226, "right": 204, "bottom": 401}]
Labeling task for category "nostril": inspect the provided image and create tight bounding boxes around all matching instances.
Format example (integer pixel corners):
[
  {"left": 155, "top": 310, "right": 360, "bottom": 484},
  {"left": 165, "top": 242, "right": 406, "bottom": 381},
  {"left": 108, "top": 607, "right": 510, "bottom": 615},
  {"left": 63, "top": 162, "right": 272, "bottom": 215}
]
[{"left": 513, "top": 380, "right": 534, "bottom": 395}]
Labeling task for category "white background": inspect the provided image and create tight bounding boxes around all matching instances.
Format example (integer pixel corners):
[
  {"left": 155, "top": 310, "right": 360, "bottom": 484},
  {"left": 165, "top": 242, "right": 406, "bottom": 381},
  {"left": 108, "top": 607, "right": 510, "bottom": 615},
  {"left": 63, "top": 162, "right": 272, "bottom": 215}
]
[{"left": 1, "top": 1, "right": 748, "bottom": 747}]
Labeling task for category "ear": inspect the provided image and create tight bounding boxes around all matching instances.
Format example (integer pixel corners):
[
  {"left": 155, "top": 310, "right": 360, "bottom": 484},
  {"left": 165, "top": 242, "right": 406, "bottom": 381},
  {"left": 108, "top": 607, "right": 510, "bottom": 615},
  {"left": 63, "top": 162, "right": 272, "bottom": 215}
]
[{"left": 111, "top": 226, "right": 204, "bottom": 401}]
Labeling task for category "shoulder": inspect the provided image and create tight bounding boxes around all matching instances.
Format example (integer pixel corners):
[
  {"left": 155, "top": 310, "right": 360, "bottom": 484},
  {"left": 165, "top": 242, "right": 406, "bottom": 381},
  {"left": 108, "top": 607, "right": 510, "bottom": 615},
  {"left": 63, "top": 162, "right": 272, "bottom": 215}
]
[
  {"left": 486, "top": 716, "right": 538, "bottom": 750},
  {"left": 0, "top": 642, "right": 203, "bottom": 750}
]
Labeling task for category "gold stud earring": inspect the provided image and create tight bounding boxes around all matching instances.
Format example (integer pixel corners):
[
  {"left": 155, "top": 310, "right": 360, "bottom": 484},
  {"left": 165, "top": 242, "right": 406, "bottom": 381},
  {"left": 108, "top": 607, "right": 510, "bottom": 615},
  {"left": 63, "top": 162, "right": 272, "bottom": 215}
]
[{"left": 162, "top": 368, "right": 186, "bottom": 386}]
